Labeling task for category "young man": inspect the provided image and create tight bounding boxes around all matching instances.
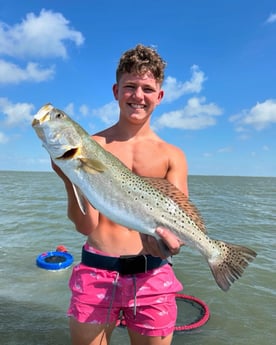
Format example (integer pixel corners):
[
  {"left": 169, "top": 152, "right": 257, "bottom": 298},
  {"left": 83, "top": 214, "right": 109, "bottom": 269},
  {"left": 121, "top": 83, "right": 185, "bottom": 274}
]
[{"left": 53, "top": 44, "right": 188, "bottom": 345}]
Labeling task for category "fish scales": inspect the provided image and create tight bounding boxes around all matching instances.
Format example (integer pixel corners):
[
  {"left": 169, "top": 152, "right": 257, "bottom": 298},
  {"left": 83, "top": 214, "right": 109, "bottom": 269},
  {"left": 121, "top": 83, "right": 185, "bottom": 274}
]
[{"left": 32, "top": 104, "right": 257, "bottom": 291}]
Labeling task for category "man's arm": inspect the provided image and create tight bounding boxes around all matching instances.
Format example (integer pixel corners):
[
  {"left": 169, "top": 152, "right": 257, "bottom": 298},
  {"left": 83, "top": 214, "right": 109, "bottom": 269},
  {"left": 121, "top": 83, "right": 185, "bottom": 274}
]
[
  {"left": 51, "top": 161, "right": 99, "bottom": 236},
  {"left": 142, "top": 145, "right": 188, "bottom": 258}
]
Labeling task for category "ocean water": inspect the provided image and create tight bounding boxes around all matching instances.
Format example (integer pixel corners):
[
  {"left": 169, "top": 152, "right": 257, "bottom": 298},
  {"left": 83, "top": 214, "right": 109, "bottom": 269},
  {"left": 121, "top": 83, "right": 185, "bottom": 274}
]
[{"left": 0, "top": 171, "right": 275, "bottom": 345}]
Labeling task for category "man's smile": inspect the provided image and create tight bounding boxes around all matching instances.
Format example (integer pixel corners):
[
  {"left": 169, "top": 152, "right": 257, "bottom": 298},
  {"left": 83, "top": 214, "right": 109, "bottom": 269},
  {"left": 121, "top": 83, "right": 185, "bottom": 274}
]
[{"left": 129, "top": 103, "right": 146, "bottom": 109}]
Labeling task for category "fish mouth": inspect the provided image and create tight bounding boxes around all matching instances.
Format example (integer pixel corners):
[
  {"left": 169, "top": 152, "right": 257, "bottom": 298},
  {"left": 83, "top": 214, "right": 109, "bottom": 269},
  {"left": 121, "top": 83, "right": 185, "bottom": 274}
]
[
  {"left": 32, "top": 113, "right": 49, "bottom": 127},
  {"left": 56, "top": 147, "right": 79, "bottom": 160},
  {"left": 32, "top": 118, "right": 43, "bottom": 127},
  {"left": 32, "top": 104, "right": 54, "bottom": 126}
]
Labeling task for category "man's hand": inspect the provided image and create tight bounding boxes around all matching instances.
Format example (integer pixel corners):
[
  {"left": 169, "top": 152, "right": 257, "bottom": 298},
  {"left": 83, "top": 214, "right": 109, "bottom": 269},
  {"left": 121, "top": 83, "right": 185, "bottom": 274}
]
[{"left": 141, "top": 227, "right": 184, "bottom": 259}]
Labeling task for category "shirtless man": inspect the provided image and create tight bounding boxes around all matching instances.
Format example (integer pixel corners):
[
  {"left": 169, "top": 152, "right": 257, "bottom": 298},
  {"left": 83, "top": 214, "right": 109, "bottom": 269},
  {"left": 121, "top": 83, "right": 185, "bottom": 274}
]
[{"left": 53, "top": 44, "right": 188, "bottom": 345}]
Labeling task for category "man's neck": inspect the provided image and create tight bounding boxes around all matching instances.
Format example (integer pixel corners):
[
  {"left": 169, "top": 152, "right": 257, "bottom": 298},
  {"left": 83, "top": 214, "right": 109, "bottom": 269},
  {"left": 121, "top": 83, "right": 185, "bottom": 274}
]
[{"left": 112, "top": 119, "right": 153, "bottom": 141}]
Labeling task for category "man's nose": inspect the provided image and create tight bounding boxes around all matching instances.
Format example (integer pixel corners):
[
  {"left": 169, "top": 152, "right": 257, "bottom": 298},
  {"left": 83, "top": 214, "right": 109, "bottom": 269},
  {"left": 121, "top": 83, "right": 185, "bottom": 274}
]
[{"left": 132, "top": 87, "right": 143, "bottom": 99}]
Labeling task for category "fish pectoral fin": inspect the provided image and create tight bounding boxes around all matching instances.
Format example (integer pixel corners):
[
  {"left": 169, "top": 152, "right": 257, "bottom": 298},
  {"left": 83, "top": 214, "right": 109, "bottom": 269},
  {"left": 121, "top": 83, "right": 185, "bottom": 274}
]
[
  {"left": 79, "top": 158, "right": 106, "bottom": 173},
  {"left": 72, "top": 184, "right": 87, "bottom": 215}
]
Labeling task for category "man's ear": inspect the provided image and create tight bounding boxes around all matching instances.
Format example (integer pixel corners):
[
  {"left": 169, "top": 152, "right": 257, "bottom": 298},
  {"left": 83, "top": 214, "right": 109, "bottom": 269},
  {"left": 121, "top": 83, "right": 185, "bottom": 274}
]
[
  {"left": 112, "top": 83, "right": 118, "bottom": 100},
  {"left": 157, "top": 89, "right": 164, "bottom": 104}
]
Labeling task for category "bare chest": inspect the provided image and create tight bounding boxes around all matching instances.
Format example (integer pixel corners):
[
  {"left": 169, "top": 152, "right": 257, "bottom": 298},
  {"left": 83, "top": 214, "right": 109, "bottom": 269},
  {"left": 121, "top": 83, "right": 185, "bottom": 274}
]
[{"left": 104, "top": 141, "right": 169, "bottom": 178}]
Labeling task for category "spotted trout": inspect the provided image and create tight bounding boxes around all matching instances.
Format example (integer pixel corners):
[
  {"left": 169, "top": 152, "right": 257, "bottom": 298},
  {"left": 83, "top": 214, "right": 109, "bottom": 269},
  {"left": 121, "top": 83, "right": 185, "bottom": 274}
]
[{"left": 32, "top": 104, "right": 257, "bottom": 291}]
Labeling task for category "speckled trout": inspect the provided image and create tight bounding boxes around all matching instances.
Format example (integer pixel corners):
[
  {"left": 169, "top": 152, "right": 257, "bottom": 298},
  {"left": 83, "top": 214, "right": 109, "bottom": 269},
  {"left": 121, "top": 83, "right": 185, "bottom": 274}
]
[{"left": 32, "top": 104, "right": 257, "bottom": 291}]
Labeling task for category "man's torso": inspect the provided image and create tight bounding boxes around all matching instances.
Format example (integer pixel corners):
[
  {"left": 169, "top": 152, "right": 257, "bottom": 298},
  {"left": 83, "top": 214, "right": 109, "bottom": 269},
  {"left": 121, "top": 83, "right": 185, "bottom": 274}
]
[{"left": 86, "top": 131, "right": 173, "bottom": 256}]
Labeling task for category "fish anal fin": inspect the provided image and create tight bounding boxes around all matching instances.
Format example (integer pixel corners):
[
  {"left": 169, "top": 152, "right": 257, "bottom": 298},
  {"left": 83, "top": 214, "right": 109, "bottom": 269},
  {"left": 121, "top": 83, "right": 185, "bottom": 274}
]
[
  {"left": 79, "top": 158, "right": 106, "bottom": 174},
  {"left": 142, "top": 177, "right": 206, "bottom": 233}
]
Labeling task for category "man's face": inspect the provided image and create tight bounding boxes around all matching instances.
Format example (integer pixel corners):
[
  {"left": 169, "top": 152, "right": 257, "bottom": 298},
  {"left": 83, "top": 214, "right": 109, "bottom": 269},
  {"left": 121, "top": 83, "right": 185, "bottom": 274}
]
[{"left": 113, "top": 71, "right": 164, "bottom": 124}]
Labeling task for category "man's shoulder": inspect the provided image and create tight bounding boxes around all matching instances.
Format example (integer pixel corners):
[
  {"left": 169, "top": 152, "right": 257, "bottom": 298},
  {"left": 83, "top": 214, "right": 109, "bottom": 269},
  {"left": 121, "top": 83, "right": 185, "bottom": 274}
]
[
  {"left": 155, "top": 136, "right": 184, "bottom": 155},
  {"left": 92, "top": 126, "right": 115, "bottom": 144},
  {"left": 157, "top": 140, "right": 187, "bottom": 168}
]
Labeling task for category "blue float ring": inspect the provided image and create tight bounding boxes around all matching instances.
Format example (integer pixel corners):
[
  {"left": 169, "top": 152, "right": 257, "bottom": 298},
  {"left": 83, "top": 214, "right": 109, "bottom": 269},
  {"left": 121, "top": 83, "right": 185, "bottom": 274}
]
[{"left": 36, "top": 251, "right": 74, "bottom": 271}]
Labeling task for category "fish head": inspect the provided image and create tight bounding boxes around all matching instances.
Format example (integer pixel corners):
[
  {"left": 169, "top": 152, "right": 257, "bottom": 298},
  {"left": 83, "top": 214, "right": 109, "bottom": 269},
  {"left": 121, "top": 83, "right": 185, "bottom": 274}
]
[{"left": 32, "top": 103, "right": 82, "bottom": 160}]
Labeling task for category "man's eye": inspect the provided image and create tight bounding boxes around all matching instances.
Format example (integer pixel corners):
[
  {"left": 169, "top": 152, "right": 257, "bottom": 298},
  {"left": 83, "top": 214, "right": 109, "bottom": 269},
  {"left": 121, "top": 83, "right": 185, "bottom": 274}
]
[{"left": 144, "top": 88, "right": 154, "bottom": 93}]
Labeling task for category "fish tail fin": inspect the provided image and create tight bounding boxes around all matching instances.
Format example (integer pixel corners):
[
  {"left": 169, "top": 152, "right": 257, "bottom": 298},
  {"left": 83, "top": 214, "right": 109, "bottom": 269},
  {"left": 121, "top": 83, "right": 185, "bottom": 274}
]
[{"left": 207, "top": 240, "right": 257, "bottom": 291}]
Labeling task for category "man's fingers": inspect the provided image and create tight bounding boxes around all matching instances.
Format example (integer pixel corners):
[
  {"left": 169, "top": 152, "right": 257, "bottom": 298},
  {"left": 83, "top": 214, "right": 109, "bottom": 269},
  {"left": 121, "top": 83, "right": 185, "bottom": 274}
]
[{"left": 155, "top": 227, "right": 184, "bottom": 249}]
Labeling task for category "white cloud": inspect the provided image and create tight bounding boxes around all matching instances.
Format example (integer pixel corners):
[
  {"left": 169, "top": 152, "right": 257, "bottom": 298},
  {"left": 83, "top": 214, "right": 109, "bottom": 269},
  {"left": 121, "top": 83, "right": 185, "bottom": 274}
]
[
  {"left": 0, "top": 59, "right": 55, "bottom": 84},
  {"left": 0, "top": 9, "right": 84, "bottom": 59},
  {"left": 217, "top": 146, "right": 232, "bottom": 153},
  {"left": 0, "top": 98, "right": 34, "bottom": 127},
  {"left": 59, "top": 101, "right": 119, "bottom": 131},
  {"left": 92, "top": 101, "right": 120, "bottom": 125},
  {"left": 163, "top": 65, "right": 206, "bottom": 103},
  {"left": 64, "top": 102, "right": 75, "bottom": 117},
  {"left": 154, "top": 97, "right": 223, "bottom": 130},
  {"left": 64, "top": 103, "right": 89, "bottom": 121},
  {"left": 80, "top": 104, "right": 89, "bottom": 116},
  {"left": 230, "top": 99, "right": 276, "bottom": 130},
  {"left": 0, "top": 131, "right": 9, "bottom": 143},
  {"left": 265, "top": 13, "right": 276, "bottom": 24},
  {"left": 0, "top": 9, "right": 84, "bottom": 85}
]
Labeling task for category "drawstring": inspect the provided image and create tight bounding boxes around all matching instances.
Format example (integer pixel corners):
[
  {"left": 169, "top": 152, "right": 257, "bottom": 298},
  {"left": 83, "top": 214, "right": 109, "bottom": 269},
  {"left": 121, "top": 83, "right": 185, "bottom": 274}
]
[
  {"left": 105, "top": 273, "right": 138, "bottom": 325},
  {"left": 105, "top": 272, "right": 119, "bottom": 325},
  {"left": 132, "top": 275, "right": 137, "bottom": 318}
]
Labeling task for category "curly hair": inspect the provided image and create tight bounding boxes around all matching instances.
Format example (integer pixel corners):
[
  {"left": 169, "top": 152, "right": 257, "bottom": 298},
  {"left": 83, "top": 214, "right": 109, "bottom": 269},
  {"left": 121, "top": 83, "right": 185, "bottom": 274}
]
[{"left": 116, "top": 44, "right": 166, "bottom": 84}]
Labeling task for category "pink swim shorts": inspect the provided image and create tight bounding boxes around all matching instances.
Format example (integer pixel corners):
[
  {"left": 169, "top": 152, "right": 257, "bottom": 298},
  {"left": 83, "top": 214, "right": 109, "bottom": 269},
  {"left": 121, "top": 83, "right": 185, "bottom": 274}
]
[{"left": 67, "top": 243, "right": 183, "bottom": 337}]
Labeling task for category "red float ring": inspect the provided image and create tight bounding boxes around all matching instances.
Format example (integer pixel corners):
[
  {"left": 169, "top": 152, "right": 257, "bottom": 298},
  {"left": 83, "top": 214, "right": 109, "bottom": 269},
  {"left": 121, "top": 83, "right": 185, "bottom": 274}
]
[
  {"left": 174, "top": 293, "right": 210, "bottom": 332},
  {"left": 117, "top": 293, "right": 210, "bottom": 332}
]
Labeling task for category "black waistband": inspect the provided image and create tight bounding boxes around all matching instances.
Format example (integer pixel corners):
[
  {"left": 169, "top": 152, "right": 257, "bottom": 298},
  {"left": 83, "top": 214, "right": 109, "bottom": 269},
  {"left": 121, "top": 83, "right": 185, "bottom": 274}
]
[{"left": 81, "top": 246, "right": 168, "bottom": 275}]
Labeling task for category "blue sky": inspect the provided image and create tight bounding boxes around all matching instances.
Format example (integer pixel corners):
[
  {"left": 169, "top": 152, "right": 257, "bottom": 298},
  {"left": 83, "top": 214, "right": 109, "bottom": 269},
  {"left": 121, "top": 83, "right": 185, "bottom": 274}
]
[{"left": 0, "top": 0, "right": 275, "bottom": 176}]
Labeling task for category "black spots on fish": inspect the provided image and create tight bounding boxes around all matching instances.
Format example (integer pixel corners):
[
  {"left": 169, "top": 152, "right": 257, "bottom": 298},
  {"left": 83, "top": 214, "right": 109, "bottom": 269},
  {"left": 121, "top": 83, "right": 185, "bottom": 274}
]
[
  {"left": 218, "top": 262, "right": 229, "bottom": 272},
  {"left": 142, "top": 177, "right": 207, "bottom": 234},
  {"left": 179, "top": 215, "right": 197, "bottom": 232},
  {"left": 145, "top": 203, "right": 153, "bottom": 211},
  {"left": 208, "top": 241, "right": 257, "bottom": 291}
]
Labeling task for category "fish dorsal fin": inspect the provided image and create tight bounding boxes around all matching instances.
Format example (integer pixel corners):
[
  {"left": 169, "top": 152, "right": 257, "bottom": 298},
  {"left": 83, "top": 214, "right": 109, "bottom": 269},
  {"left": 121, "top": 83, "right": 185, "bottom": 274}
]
[
  {"left": 72, "top": 184, "right": 87, "bottom": 215},
  {"left": 79, "top": 158, "right": 106, "bottom": 174},
  {"left": 142, "top": 177, "right": 206, "bottom": 233}
]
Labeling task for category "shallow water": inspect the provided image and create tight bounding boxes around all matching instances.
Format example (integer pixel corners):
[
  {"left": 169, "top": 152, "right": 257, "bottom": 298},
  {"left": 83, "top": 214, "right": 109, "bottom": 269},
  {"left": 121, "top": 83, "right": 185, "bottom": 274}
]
[{"left": 0, "top": 172, "right": 275, "bottom": 344}]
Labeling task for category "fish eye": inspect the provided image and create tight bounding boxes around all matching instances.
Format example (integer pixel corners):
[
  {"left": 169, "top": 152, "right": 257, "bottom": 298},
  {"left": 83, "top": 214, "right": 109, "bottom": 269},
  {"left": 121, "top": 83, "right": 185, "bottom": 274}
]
[{"left": 55, "top": 112, "right": 65, "bottom": 119}]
